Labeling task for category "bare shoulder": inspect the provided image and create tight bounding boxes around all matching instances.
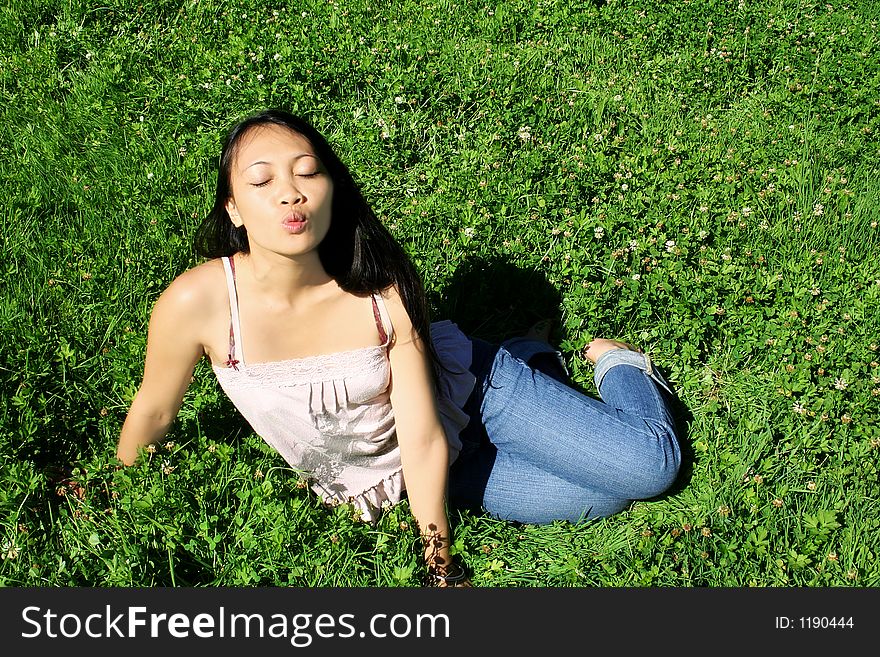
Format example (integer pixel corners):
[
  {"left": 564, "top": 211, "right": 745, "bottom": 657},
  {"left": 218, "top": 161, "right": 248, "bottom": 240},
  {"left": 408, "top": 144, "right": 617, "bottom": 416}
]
[
  {"left": 379, "top": 285, "right": 419, "bottom": 346},
  {"left": 379, "top": 285, "right": 411, "bottom": 323},
  {"left": 152, "top": 259, "right": 226, "bottom": 323}
]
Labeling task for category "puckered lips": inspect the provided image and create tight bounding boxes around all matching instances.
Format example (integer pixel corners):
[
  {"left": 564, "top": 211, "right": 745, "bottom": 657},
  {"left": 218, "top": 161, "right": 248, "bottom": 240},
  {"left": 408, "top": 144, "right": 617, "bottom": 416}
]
[{"left": 281, "top": 210, "right": 308, "bottom": 234}]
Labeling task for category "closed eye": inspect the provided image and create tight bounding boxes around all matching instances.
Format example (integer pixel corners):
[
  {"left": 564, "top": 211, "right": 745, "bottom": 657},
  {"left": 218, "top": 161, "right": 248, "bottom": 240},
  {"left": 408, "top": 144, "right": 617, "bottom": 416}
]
[{"left": 250, "top": 172, "right": 320, "bottom": 187}]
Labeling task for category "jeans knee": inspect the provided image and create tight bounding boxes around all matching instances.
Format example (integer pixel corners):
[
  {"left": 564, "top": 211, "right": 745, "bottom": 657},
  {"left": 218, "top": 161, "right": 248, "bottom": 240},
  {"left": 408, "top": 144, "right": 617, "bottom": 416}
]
[{"left": 638, "top": 422, "right": 681, "bottom": 498}]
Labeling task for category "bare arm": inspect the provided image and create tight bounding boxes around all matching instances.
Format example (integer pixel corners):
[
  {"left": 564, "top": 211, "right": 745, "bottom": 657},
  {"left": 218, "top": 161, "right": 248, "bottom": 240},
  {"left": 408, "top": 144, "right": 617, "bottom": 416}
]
[
  {"left": 116, "top": 274, "right": 207, "bottom": 465},
  {"left": 383, "top": 288, "right": 460, "bottom": 582}
]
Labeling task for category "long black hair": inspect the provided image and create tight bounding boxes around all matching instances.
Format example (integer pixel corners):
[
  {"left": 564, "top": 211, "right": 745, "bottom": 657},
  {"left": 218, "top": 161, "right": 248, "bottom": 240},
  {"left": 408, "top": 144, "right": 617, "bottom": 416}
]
[{"left": 194, "top": 109, "right": 438, "bottom": 370}]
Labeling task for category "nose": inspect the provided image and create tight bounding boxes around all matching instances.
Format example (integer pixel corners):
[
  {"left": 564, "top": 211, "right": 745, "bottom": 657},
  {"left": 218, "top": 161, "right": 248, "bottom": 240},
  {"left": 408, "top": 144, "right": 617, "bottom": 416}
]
[{"left": 279, "top": 177, "right": 304, "bottom": 205}]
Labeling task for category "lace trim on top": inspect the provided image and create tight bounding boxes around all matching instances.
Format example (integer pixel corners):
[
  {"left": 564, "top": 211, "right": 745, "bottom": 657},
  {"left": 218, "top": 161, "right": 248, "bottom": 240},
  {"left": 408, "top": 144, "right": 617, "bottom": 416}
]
[{"left": 212, "top": 345, "right": 389, "bottom": 388}]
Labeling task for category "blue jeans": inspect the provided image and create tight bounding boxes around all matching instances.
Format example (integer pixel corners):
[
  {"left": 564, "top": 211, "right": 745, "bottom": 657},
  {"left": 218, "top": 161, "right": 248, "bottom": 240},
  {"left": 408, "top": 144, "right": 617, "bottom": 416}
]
[{"left": 447, "top": 337, "right": 682, "bottom": 524}]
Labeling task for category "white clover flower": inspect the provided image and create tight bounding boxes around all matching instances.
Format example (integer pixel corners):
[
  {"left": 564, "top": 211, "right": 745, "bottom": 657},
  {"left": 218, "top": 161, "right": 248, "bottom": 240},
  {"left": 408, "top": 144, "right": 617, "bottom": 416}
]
[
  {"left": 463, "top": 227, "right": 475, "bottom": 238},
  {"left": 594, "top": 226, "right": 605, "bottom": 239},
  {"left": 629, "top": 239, "right": 638, "bottom": 251},
  {"left": 813, "top": 203, "right": 824, "bottom": 216},
  {"left": 742, "top": 206, "right": 752, "bottom": 217},
  {"left": 665, "top": 240, "right": 676, "bottom": 252},
  {"left": 834, "top": 378, "right": 848, "bottom": 390},
  {"left": 274, "top": 53, "right": 282, "bottom": 61},
  {"left": 792, "top": 401, "right": 806, "bottom": 414},
  {"left": 394, "top": 96, "right": 405, "bottom": 104},
  {"left": 517, "top": 126, "right": 532, "bottom": 141}
]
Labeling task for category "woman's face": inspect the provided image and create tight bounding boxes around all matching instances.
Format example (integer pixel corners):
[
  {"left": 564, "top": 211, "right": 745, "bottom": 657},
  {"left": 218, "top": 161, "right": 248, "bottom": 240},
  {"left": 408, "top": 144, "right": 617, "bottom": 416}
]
[{"left": 225, "top": 124, "right": 334, "bottom": 259}]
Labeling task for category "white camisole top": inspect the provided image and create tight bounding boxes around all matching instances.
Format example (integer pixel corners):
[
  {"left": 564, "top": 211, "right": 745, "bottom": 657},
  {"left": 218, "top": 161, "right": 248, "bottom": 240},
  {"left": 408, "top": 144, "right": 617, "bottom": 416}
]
[{"left": 211, "top": 256, "right": 475, "bottom": 521}]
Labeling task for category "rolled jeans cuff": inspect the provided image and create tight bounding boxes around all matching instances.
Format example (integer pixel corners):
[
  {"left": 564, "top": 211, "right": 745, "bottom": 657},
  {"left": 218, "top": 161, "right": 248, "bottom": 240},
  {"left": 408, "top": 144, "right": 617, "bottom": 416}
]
[{"left": 593, "top": 348, "right": 674, "bottom": 397}]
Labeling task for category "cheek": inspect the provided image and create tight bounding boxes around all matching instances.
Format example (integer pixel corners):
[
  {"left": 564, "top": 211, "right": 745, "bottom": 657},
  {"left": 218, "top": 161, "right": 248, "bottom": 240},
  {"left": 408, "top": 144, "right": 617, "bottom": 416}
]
[
  {"left": 236, "top": 189, "right": 265, "bottom": 213},
  {"left": 321, "top": 185, "right": 335, "bottom": 212}
]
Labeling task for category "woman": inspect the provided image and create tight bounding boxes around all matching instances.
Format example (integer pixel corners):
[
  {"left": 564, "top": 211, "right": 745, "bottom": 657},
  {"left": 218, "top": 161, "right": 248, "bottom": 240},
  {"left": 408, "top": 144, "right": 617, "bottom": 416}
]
[{"left": 116, "top": 109, "right": 682, "bottom": 587}]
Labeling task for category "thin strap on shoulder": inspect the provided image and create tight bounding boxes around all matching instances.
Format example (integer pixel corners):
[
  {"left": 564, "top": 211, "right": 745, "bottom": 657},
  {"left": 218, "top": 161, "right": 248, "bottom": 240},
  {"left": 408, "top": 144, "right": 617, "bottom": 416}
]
[
  {"left": 221, "top": 256, "right": 245, "bottom": 368},
  {"left": 371, "top": 293, "right": 394, "bottom": 347}
]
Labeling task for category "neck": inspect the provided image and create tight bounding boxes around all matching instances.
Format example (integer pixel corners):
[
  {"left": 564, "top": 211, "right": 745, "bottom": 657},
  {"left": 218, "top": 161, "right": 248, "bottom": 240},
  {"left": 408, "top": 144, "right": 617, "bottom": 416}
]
[{"left": 236, "top": 249, "right": 333, "bottom": 308}]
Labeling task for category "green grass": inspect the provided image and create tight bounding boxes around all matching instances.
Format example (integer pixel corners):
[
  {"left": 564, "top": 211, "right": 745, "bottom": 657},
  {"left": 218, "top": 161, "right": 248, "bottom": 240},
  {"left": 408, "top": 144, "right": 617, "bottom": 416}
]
[{"left": 1, "top": 0, "right": 878, "bottom": 586}]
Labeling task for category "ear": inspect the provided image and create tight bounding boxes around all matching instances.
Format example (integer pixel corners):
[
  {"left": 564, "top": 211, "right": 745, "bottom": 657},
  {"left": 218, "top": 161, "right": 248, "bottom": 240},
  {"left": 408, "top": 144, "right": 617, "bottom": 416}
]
[{"left": 226, "top": 200, "right": 243, "bottom": 227}]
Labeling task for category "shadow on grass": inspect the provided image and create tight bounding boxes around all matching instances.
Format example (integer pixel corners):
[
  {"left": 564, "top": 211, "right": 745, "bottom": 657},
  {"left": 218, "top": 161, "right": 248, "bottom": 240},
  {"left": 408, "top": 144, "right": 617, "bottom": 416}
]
[
  {"left": 428, "top": 254, "right": 565, "bottom": 344},
  {"left": 646, "top": 371, "right": 696, "bottom": 501}
]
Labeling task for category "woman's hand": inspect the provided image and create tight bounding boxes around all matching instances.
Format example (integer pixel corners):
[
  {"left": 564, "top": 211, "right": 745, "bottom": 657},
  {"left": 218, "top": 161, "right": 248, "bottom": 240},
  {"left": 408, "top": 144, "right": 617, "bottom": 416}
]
[
  {"left": 427, "top": 560, "right": 472, "bottom": 588},
  {"left": 423, "top": 531, "right": 470, "bottom": 587}
]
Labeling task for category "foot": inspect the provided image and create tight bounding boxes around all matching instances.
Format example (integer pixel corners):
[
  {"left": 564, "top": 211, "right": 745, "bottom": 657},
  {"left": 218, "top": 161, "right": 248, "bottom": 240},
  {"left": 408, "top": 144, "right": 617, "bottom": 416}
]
[{"left": 584, "top": 338, "right": 642, "bottom": 365}]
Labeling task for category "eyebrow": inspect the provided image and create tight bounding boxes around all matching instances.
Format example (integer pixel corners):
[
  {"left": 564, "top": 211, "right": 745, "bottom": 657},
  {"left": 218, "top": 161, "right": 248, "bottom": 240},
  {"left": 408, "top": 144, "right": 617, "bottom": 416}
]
[{"left": 243, "top": 153, "right": 317, "bottom": 171}]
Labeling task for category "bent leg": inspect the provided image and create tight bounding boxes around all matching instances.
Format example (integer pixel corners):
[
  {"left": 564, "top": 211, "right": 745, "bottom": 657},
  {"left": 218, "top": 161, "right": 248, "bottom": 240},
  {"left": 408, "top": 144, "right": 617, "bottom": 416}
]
[
  {"left": 448, "top": 441, "right": 631, "bottom": 524},
  {"left": 477, "top": 343, "right": 681, "bottom": 501}
]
